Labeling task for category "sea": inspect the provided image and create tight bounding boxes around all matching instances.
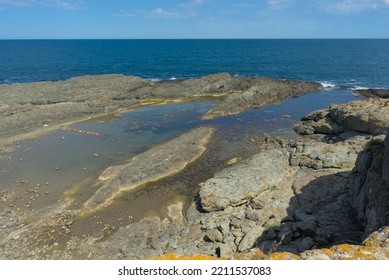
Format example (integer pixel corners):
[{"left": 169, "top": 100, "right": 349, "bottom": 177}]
[{"left": 0, "top": 39, "right": 389, "bottom": 89}]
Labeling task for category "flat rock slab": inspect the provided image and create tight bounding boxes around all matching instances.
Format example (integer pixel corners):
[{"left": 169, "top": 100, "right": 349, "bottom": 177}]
[
  {"left": 82, "top": 126, "right": 213, "bottom": 214},
  {"left": 199, "top": 148, "right": 291, "bottom": 212}
]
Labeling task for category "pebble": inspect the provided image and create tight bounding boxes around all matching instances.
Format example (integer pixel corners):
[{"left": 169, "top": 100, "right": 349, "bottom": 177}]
[
  {"left": 12, "top": 235, "right": 20, "bottom": 240},
  {"left": 53, "top": 167, "right": 60, "bottom": 171},
  {"left": 93, "top": 153, "right": 100, "bottom": 158}
]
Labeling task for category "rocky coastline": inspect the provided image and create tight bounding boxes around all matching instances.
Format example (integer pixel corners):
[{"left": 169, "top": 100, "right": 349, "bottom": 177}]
[
  {"left": 0, "top": 74, "right": 388, "bottom": 260},
  {"left": 0, "top": 73, "right": 320, "bottom": 147}
]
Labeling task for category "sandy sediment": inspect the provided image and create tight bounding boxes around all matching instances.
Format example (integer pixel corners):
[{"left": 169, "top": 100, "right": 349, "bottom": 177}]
[{"left": 81, "top": 126, "right": 214, "bottom": 214}]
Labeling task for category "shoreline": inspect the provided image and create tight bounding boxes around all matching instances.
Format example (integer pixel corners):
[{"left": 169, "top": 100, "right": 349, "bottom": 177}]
[{"left": 0, "top": 73, "right": 322, "bottom": 147}]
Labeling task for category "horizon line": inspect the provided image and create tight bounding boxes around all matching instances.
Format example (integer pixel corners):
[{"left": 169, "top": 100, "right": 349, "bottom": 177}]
[{"left": 1, "top": 37, "right": 389, "bottom": 40}]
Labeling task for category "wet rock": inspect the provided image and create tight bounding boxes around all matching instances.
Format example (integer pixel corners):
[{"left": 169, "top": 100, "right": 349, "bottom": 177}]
[
  {"left": 83, "top": 127, "right": 213, "bottom": 214},
  {"left": 354, "top": 89, "right": 389, "bottom": 99},
  {"left": 167, "top": 201, "right": 184, "bottom": 223}
]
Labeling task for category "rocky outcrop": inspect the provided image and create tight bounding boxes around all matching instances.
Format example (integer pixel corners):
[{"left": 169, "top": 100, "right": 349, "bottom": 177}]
[
  {"left": 354, "top": 89, "right": 389, "bottom": 99},
  {"left": 294, "top": 98, "right": 389, "bottom": 136},
  {"left": 149, "top": 131, "right": 389, "bottom": 260},
  {"left": 348, "top": 129, "right": 389, "bottom": 236},
  {"left": 199, "top": 148, "right": 292, "bottom": 212},
  {"left": 204, "top": 79, "right": 321, "bottom": 119}
]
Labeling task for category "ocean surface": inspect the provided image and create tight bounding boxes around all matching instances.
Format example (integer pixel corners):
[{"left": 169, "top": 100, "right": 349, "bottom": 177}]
[{"left": 0, "top": 39, "right": 389, "bottom": 89}]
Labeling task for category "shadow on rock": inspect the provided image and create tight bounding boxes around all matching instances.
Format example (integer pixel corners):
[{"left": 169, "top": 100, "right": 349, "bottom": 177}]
[{"left": 257, "top": 171, "right": 364, "bottom": 255}]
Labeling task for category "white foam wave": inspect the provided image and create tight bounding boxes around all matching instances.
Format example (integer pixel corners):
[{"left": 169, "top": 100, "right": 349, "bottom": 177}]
[
  {"left": 170, "top": 77, "right": 177, "bottom": 80},
  {"left": 149, "top": 78, "right": 162, "bottom": 82},
  {"left": 352, "top": 86, "right": 369, "bottom": 90},
  {"left": 320, "top": 82, "right": 337, "bottom": 88}
]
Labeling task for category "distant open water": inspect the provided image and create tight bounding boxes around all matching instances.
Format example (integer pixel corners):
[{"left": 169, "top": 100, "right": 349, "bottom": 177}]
[{"left": 0, "top": 39, "right": 389, "bottom": 89}]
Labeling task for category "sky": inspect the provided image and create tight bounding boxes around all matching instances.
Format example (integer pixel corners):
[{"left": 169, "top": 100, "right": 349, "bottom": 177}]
[{"left": 0, "top": 0, "right": 389, "bottom": 39}]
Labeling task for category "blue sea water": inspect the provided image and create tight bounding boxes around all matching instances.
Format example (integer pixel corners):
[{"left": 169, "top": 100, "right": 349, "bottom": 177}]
[{"left": 0, "top": 39, "right": 389, "bottom": 88}]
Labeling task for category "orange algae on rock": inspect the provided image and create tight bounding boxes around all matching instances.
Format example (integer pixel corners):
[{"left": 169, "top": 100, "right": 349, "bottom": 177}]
[
  {"left": 270, "top": 252, "right": 301, "bottom": 260},
  {"left": 148, "top": 253, "right": 218, "bottom": 260}
]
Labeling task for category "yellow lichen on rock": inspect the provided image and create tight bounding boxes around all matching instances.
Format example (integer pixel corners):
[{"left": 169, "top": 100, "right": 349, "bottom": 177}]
[
  {"left": 270, "top": 252, "right": 301, "bottom": 260},
  {"left": 148, "top": 253, "right": 218, "bottom": 260}
]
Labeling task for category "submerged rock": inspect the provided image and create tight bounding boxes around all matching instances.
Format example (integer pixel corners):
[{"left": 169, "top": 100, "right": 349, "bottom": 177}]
[{"left": 82, "top": 126, "right": 213, "bottom": 214}]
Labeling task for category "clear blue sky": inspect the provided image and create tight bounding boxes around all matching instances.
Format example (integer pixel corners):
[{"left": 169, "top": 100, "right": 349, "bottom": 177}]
[{"left": 1, "top": 0, "right": 389, "bottom": 39}]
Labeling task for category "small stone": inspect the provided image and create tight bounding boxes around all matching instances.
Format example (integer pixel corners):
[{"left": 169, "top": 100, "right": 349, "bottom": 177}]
[
  {"left": 93, "top": 153, "right": 100, "bottom": 158},
  {"left": 53, "top": 167, "right": 60, "bottom": 171},
  {"left": 238, "top": 225, "right": 264, "bottom": 252},
  {"left": 206, "top": 229, "right": 223, "bottom": 243},
  {"left": 230, "top": 217, "right": 242, "bottom": 229},
  {"left": 12, "top": 235, "right": 20, "bottom": 240},
  {"left": 245, "top": 208, "right": 263, "bottom": 222},
  {"left": 218, "top": 243, "right": 234, "bottom": 259}
]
